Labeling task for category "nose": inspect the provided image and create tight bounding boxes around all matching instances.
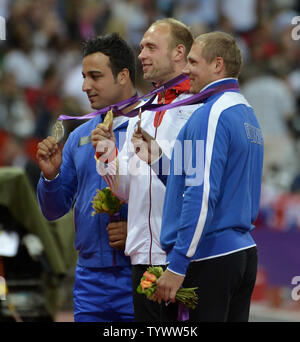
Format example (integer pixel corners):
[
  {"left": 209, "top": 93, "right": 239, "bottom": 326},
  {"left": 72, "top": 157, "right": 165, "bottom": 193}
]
[
  {"left": 82, "top": 77, "right": 91, "bottom": 93},
  {"left": 182, "top": 64, "right": 190, "bottom": 76},
  {"left": 138, "top": 47, "right": 146, "bottom": 61}
]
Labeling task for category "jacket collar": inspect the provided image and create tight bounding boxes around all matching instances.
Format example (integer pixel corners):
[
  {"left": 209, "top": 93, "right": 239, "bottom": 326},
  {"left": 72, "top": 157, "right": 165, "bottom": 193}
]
[{"left": 153, "top": 78, "right": 191, "bottom": 104}]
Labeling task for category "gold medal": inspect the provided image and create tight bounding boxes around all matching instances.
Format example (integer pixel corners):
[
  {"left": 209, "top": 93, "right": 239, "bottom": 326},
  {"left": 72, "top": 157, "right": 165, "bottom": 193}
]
[
  {"left": 103, "top": 109, "right": 113, "bottom": 128},
  {"left": 51, "top": 120, "right": 65, "bottom": 143}
]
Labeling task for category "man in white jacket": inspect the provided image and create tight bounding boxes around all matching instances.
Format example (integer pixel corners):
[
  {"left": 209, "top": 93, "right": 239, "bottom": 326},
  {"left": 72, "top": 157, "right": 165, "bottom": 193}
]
[{"left": 92, "top": 18, "right": 201, "bottom": 321}]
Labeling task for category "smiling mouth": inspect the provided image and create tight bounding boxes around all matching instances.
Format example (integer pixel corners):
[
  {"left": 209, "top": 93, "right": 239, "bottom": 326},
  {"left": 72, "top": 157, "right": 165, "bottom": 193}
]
[
  {"left": 142, "top": 64, "right": 152, "bottom": 71},
  {"left": 88, "top": 94, "right": 97, "bottom": 102}
]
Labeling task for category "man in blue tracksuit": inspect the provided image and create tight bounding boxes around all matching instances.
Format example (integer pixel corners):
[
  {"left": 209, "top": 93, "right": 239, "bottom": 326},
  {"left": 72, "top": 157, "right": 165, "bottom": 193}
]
[
  {"left": 36, "top": 34, "right": 136, "bottom": 322},
  {"left": 156, "top": 32, "right": 264, "bottom": 321}
]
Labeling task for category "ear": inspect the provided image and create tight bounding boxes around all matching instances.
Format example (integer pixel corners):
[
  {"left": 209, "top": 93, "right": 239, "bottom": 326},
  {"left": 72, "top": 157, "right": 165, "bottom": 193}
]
[
  {"left": 173, "top": 44, "right": 186, "bottom": 62},
  {"left": 117, "top": 68, "right": 130, "bottom": 85},
  {"left": 214, "top": 57, "right": 225, "bottom": 76}
]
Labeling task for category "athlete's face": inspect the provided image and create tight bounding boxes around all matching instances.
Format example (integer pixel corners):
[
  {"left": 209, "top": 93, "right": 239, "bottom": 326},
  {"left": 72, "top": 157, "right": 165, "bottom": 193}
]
[
  {"left": 183, "top": 42, "right": 216, "bottom": 93},
  {"left": 82, "top": 52, "right": 123, "bottom": 110},
  {"left": 138, "top": 24, "right": 176, "bottom": 86}
]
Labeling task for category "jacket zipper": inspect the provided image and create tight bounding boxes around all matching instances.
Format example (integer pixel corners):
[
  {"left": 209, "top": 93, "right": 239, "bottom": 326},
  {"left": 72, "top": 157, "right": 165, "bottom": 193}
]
[{"left": 148, "top": 92, "right": 165, "bottom": 265}]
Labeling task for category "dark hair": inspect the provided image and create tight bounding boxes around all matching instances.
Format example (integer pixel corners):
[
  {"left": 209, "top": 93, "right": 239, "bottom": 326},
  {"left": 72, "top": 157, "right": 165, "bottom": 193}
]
[{"left": 82, "top": 33, "right": 136, "bottom": 85}]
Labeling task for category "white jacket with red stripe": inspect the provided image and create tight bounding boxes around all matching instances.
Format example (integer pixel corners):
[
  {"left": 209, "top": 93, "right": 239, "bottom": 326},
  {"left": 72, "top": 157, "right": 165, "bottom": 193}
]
[{"left": 97, "top": 91, "right": 202, "bottom": 265}]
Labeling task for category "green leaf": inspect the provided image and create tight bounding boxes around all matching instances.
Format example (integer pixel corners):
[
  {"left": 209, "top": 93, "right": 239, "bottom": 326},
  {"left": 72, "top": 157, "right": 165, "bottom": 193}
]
[{"left": 137, "top": 285, "right": 143, "bottom": 294}]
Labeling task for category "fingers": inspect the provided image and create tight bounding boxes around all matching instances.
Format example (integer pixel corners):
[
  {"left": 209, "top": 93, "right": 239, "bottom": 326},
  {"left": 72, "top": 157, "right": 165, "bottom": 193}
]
[
  {"left": 93, "top": 124, "right": 116, "bottom": 161},
  {"left": 156, "top": 283, "right": 171, "bottom": 303},
  {"left": 156, "top": 270, "right": 184, "bottom": 304},
  {"left": 132, "top": 129, "right": 143, "bottom": 139},
  {"left": 109, "top": 239, "right": 125, "bottom": 250},
  {"left": 169, "top": 288, "right": 177, "bottom": 304},
  {"left": 138, "top": 128, "right": 154, "bottom": 143},
  {"left": 91, "top": 123, "right": 115, "bottom": 150},
  {"left": 36, "top": 137, "right": 59, "bottom": 160},
  {"left": 107, "top": 221, "right": 127, "bottom": 250},
  {"left": 149, "top": 293, "right": 158, "bottom": 302},
  {"left": 107, "top": 228, "right": 126, "bottom": 241},
  {"left": 107, "top": 222, "right": 127, "bottom": 238}
]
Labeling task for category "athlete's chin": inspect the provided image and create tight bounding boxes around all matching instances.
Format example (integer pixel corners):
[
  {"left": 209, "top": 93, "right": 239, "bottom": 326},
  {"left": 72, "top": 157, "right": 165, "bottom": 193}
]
[
  {"left": 90, "top": 102, "right": 107, "bottom": 111},
  {"left": 89, "top": 99, "right": 108, "bottom": 110},
  {"left": 90, "top": 102, "right": 99, "bottom": 110},
  {"left": 143, "top": 71, "right": 155, "bottom": 82}
]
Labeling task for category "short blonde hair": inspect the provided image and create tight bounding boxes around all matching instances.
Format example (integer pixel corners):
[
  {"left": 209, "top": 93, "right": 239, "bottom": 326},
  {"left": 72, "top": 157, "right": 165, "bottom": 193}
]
[{"left": 195, "top": 31, "right": 242, "bottom": 78}]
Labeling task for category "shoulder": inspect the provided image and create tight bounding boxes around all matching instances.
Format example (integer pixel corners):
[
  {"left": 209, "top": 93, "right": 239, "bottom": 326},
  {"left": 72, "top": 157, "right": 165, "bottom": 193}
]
[
  {"left": 63, "top": 116, "right": 99, "bottom": 149},
  {"left": 183, "top": 92, "right": 252, "bottom": 135}
]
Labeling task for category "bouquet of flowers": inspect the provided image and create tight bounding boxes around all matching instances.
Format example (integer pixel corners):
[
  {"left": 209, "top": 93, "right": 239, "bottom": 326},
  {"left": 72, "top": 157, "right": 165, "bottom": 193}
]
[
  {"left": 137, "top": 266, "right": 198, "bottom": 310},
  {"left": 91, "top": 187, "right": 122, "bottom": 217}
]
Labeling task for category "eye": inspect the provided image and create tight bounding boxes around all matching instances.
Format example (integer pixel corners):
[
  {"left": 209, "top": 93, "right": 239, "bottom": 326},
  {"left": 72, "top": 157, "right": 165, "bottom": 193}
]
[
  {"left": 90, "top": 73, "right": 102, "bottom": 81},
  {"left": 188, "top": 59, "right": 197, "bottom": 66}
]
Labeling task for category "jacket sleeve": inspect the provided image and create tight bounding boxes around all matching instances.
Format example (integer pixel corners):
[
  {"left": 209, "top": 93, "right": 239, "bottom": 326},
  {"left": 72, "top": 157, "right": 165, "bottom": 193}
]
[
  {"left": 37, "top": 132, "right": 78, "bottom": 221},
  {"left": 167, "top": 110, "right": 230, "bottom": 275}
]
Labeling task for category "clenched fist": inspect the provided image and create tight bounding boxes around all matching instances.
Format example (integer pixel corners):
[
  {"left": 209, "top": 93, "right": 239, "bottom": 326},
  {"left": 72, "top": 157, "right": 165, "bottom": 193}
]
[
  {"left": 107, "top": 221, "right": 127, "bottom": 250},
  {"left": 36, "top": 136, "right": 62, "bottom": 180},
  {"left": 91, "top": 122, "right": 116, "bottom": 163}
]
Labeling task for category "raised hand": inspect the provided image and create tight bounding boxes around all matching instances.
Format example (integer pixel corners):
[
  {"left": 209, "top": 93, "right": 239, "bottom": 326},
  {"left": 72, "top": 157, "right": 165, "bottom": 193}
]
[
  {"left": 131, "top": 128, "right": 161, "bottom": 164},
  {"left": 91, "top": 122, "right": 116, "bottom": 163},
  {"left": 36, "top": 136, "right": 62, "bottom": 180}
]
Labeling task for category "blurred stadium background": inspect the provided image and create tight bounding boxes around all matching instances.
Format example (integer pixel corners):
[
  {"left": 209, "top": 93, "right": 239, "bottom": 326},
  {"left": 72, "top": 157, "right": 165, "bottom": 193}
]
[{"left": 0, "top": 0, "right": 300, "bottom": 322}]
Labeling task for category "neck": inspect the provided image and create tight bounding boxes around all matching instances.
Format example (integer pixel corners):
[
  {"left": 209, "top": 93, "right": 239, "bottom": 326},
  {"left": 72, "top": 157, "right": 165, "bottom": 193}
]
[
  {"left": 120, "top": 87, "right": 137, "bottom": 102},
  {"left": 155, "top": 74, "right": 180, "bottom": 87},
  {"left": 154, "top": 64, "right": 185, "bottom": 87},
  {"left": 113, "top": 88, "right": 138, "bottom": 117}
]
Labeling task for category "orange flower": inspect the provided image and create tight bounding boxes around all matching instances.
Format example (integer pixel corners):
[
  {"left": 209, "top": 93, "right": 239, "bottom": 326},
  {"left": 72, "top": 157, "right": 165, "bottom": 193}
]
[
  {"left": 141, "top": 280, "right": 153, "bottom": 291},
  {"left": 143, "top": 271, "right": 157, "bottom": 283}
]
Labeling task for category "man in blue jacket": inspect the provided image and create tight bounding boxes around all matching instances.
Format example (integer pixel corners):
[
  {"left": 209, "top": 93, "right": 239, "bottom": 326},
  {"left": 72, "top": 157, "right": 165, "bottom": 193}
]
[
  {"left": 156, "top": 32, "right": 264, "bottom": 321},
  {"left": 36, "top": 33, "right": 136, "bottom": 322}
]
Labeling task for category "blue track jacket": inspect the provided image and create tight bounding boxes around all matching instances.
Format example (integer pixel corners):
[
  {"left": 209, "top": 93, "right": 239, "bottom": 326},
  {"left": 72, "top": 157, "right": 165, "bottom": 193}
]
[
  {"left": 160, "top": 78, "right": 264, "bottom": 276},
  {"left": 37, "top": 115, "right": 131, "bottom": 268}
]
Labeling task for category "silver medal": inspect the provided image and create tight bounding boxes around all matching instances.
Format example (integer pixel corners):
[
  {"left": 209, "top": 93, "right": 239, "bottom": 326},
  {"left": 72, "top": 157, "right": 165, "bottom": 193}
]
[{"left": 51, "top": 120, "right": 64, "bottom": 143}]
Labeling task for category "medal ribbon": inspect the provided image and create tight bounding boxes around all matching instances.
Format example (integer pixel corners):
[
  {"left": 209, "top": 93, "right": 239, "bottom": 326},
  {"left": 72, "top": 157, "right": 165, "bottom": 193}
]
[
  {"left": 56, "top": 74, "right": 188, "bottom": 121},
  {"left": 119, "top": 80, "right": 240, "bottom": 118}
]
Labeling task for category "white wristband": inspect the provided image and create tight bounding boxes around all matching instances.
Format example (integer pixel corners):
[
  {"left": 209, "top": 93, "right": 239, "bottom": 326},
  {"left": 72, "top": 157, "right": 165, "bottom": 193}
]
[{"left": 42, "top": 172, "right": 60, "bottom": 182}]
